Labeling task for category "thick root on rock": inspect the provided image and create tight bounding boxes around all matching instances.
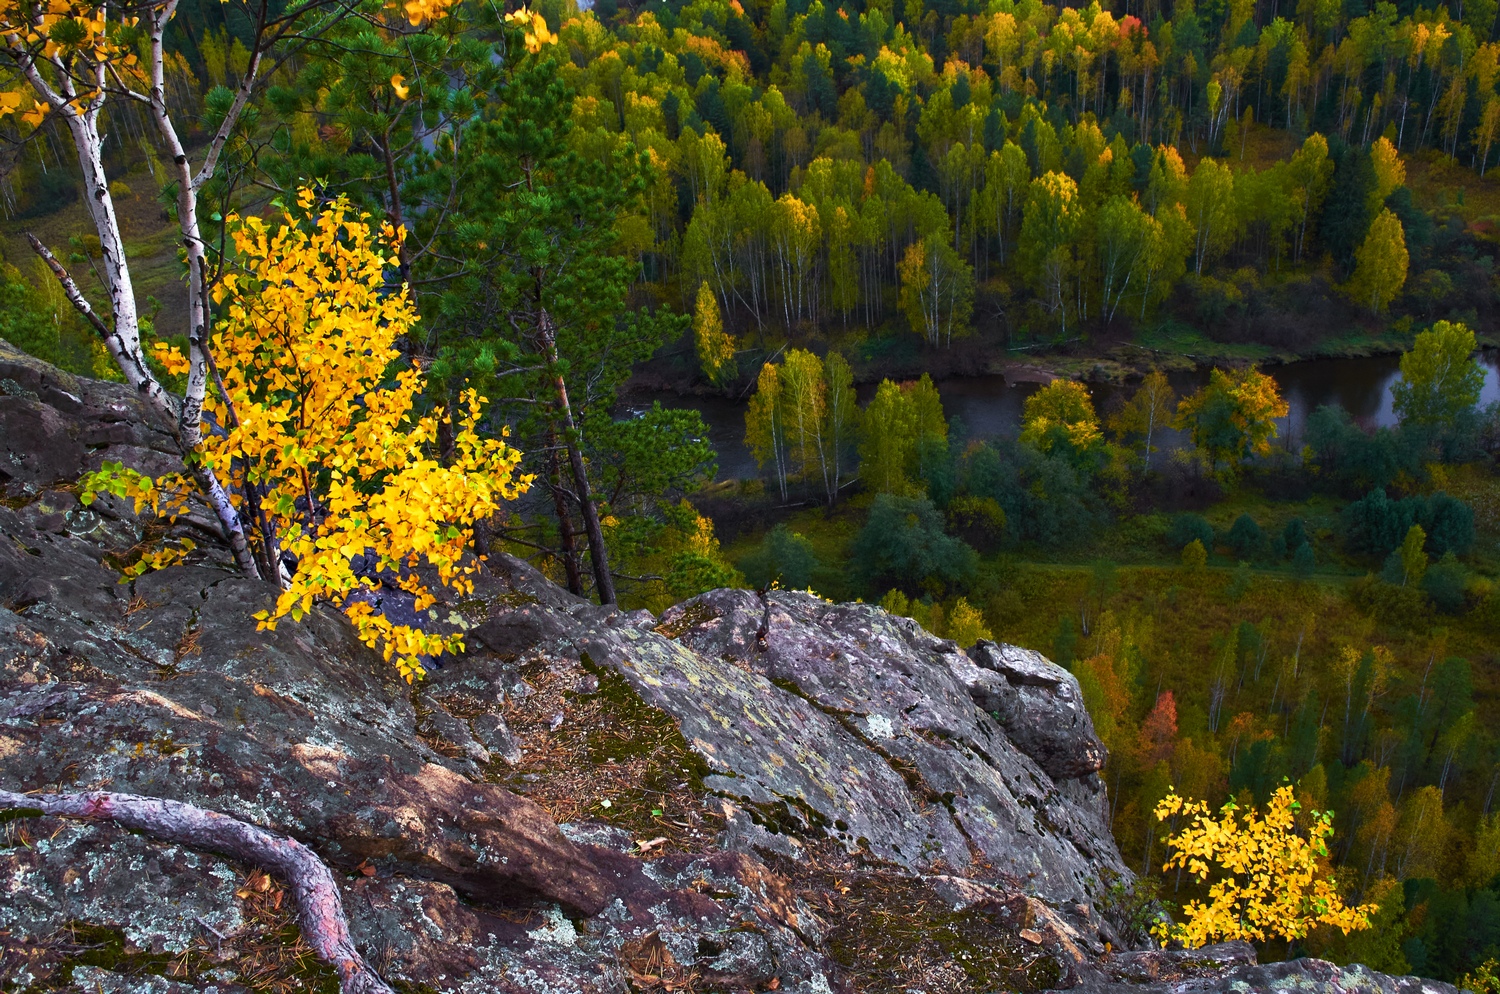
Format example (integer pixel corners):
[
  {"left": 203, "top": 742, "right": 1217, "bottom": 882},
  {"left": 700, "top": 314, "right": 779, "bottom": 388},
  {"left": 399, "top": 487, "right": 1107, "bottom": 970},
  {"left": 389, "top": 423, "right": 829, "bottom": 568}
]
[{"left": 0, "top": 787, "right": 395, "bottom": 994}]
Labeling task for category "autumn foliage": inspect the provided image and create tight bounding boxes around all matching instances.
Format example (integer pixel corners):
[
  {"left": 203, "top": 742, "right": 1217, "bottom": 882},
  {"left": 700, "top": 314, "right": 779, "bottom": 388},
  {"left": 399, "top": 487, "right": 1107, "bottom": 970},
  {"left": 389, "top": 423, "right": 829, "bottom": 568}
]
[
  {"left": 1153, "top": 785, "right": 1376, "bottom": 948},
  {"left": 1174, "top": 368, "right": 1289, "bottom": 472},
  {"left": 85, "top": 192, "right": 531, "bottom": 681},
  {"left": 1019, "top": 379, "right": 1102, "bottom": 453}
]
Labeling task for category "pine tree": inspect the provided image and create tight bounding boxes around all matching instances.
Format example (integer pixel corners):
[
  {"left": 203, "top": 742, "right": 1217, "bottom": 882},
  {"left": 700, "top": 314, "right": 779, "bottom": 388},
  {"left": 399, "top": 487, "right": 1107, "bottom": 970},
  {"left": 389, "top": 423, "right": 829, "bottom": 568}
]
[{"left": 427, "top": 41, "right": 681, "bottom": 605}]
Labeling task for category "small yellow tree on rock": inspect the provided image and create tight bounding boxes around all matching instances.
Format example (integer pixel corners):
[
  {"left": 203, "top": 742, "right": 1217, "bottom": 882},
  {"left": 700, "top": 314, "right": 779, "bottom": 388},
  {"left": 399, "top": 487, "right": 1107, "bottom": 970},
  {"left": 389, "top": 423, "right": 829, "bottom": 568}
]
[
  {"left": 84, "top": 191, "right": 531, "bottom": 681},
  {"left": 1153, "top": 784, "right": 1375, "bottom": 947}
]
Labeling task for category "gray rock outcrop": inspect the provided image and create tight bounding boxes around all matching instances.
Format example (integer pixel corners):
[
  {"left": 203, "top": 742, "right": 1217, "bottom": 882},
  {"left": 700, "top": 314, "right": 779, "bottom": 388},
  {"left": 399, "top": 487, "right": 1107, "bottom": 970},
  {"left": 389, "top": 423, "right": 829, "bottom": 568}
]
[
  {"left": 621, "top": 587, "right": 1123, "bottom": 904},
  {"left": 1061, "top": 942, "right": 1464, "bottom": 994}
]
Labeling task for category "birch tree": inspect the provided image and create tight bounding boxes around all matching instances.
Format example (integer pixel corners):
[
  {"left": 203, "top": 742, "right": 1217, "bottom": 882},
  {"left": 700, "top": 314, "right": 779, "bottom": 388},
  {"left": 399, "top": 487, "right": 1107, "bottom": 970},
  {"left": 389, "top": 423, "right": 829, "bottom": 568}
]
[
  {"left": 860, "top": 378, "right": 917, "bottom": 495},
  {"left": 1109, "top": 369, "right": 1176, "bottom": 469},
  {"left": 694, "top": 280, "right": 737, "bottom": 388},
  {"left": 898, "top": 236, "right": 975, "bottom": 346},
  {"left": 1186, "top": 157, "right": 1237, "bottom": 274},
  {"left": 1095, "top": 195, "right": 1150, "bottom": 323},
  {"left": 1345, "top": 208, "right": 1408, "bottom": 314},
  {"left": 780, "top": 348, "right": 828, "bottom": 487},
  {"left": 1391, "top": 320, "right": 1486, "bottom": 430},
  {"left": 1019, "top": 170, "right": 1082, "bottom": 333},
  {"left": 746, "top": 361, "right": 790, "bottom": 500},
  {"left": 823, "top": 351, "right": 858, "bottom": 505},
  {"left": 91, "top": 192, "right": 530, "bottom": 682},
  {"left": 1286, "top": 133, "right": 1334, "bottom": 262},
  {"left": 0, "top": 0, "right": 372, "bottom": 580}
]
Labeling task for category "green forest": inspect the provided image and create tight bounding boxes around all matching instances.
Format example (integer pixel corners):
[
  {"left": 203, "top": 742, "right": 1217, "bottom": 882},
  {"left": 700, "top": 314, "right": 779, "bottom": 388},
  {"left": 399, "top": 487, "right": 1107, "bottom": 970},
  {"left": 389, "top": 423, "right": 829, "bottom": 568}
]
[{"left": 2, "top": 0, "right": 1499, "bottom": 982}]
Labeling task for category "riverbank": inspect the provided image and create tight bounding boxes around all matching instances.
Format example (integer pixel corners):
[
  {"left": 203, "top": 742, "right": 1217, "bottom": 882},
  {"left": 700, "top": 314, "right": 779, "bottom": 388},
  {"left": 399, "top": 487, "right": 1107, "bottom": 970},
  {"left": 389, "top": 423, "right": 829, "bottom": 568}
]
[
  {"left": 624, "top": 334, "right": 1500, "bottom": 484},
  {"left": 625, "top": 319, "right": 1500, "bottom": 406}
]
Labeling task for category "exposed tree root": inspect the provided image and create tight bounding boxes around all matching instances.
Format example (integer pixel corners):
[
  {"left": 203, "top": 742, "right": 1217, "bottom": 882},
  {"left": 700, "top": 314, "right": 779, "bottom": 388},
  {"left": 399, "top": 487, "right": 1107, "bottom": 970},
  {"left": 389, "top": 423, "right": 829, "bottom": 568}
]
[{"left": 0, "top": 788, "right": 395, "bottom": 994}]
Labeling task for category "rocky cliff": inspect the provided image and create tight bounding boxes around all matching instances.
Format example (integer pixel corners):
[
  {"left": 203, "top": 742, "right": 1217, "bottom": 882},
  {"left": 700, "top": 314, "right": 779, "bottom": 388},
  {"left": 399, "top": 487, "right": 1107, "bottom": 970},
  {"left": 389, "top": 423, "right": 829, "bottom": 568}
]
[{"left": 0, "top": 341, "right": 1465, "bottom": 994}]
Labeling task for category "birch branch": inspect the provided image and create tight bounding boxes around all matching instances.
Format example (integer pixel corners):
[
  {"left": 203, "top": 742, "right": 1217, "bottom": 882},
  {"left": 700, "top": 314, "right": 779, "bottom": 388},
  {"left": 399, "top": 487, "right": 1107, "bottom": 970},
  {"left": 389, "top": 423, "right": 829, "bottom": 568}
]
[
  {"left": 25, "top": 232, "right": 175, "bottom": 419},
  {"left": 25, "top": 232, "right": 111, "bottom": 340}
]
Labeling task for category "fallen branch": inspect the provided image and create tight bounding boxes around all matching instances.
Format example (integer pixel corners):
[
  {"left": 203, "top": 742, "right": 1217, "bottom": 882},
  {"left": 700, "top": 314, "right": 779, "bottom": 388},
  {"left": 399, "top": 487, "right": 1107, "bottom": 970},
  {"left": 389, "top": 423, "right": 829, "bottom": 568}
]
[{"left": 0, "top": 788, "right": 394, "bottom": 994}]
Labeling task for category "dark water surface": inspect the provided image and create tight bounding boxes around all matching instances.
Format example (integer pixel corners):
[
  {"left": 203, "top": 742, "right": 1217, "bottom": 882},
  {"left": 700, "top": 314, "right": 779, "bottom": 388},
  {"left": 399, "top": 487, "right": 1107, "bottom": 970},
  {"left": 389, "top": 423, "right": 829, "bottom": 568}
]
[{"left": 625, "top": 351, "right": 1500, "bottom": 482}]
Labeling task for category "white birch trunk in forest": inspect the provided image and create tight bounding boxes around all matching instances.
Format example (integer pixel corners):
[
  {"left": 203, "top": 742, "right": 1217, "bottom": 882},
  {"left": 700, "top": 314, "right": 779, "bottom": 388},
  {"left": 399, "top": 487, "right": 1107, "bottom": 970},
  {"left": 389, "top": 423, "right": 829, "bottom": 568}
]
[{"left": 3, "top": 0, "right": 355, "bottom": 581}]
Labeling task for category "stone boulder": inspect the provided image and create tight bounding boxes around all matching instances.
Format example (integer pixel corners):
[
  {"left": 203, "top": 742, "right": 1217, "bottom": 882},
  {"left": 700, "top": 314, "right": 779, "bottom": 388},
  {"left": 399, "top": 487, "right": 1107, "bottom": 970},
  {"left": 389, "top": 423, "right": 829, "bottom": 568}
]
[
  {"left": 963, "top": 641, "right": 1107, "bottom": 780},
  {"left": 1, "top": 341, "right": 181, "bottom": 493},
  {"left": 620, "top": 587, "right": 1125, "bottom": 906},
  {"left": 1061, "top": 942, "right": 1465, "bottom": 994}
]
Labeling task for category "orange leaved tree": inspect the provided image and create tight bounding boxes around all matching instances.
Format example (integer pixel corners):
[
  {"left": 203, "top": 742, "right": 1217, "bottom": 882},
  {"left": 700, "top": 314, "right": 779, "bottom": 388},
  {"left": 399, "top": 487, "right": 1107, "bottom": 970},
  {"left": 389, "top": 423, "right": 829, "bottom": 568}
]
[
  {"left": 84, "top": 192, "right": 530, "bottom": 680},
  {"left": 1174, "top": 367, "right": 1289, "bottom": 473},
  {"left": 1152, "top": 784, "right": 1376, "bottom": 947}
]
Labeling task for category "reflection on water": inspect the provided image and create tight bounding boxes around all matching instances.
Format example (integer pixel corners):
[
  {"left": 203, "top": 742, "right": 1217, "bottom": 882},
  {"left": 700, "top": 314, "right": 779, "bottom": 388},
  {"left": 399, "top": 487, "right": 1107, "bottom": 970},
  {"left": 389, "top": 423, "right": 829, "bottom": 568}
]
[
  {"left": 623, "top": 350, "right": 1500, "bottom": 481},
  {"left": 1268, "top": 351, "right": 1500, "bottom": 446}
]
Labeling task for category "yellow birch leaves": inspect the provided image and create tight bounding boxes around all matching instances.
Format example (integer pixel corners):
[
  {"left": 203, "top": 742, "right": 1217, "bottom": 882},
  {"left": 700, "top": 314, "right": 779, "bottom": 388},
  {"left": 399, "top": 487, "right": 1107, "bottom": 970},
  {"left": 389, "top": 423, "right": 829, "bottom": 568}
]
[
  {"left": 0, "top": 88, "right": 47, "bottom": 127},
  {"left": 395, "top": 0, "right": 556, "bottom": 51},
  {"left": 1153, "top": 785, "right": 1376, "bottom": 948},
  {"left": 693, "top": 281, "right": 736, "bottom": 388},
  {"left": 146, "top": 191, "right": 531, "bottom": 681},
  {"left": 1019, "top": 379, "right": 1101, "bottom": 453},
  {"left": 0, "top": 0, "right": 142, "bottom": 121},
  {"left": 1345, "top": 209, "right": 1409, "bottom": 315},
  {"left": 503, "top": 7, "right": 556, "bottom": 52}
]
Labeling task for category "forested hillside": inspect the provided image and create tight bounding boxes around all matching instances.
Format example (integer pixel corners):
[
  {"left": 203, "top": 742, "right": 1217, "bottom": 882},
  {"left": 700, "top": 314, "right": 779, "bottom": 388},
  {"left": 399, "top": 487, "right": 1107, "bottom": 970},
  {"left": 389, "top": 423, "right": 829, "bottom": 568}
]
[
  {"left": 536, "top": 0, "right": 1497, "bottom": 346},
  {"left": 11, "top": 0, "right": 1500, "bottom": 349}
]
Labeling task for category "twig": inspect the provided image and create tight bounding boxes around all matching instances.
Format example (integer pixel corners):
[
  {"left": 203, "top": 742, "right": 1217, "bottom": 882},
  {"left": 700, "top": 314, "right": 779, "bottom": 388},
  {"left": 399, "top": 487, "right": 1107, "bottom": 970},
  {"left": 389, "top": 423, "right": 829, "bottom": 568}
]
[
  {"left": 0, "top": 788, "right": 395, "bottom": 994},
  {"left": 24, "top": 233, "right": 111, "bottom": 340},
  {"left": 611, "top": 571, "right": 664, "bottom": 582}
]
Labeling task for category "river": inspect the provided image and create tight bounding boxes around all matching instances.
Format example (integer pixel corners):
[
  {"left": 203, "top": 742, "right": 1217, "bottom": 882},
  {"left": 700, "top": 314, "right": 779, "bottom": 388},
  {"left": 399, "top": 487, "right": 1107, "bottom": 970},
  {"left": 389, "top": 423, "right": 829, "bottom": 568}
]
[{"left": 624, "top": 351, "right": 1500, "bottom": 482}]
